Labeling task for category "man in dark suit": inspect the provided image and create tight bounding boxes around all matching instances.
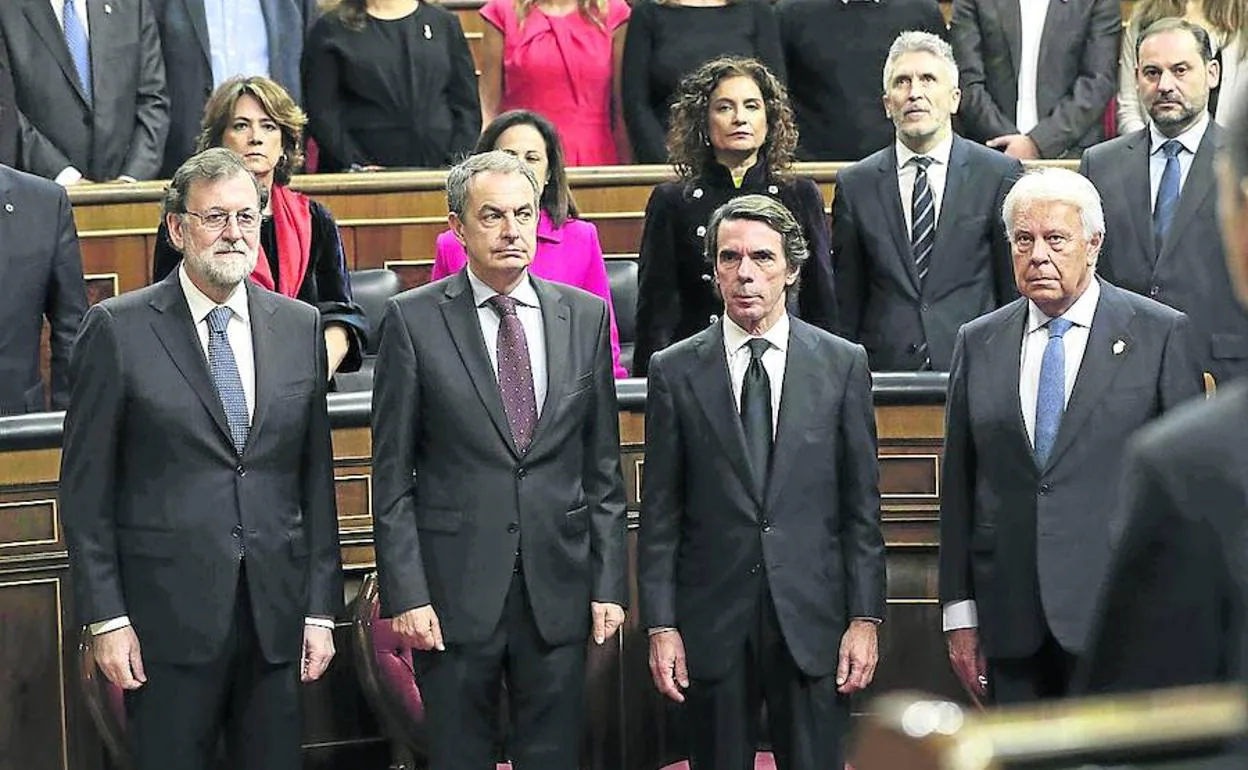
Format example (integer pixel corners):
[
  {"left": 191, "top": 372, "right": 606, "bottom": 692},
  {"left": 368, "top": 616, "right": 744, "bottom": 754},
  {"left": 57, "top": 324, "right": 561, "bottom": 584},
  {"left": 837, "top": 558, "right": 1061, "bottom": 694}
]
[
  {"left": 834, "top": 31, "right": 1022, "bottom": 371},
  {"left": 950, "top": 0, "right": 1120, "bottom": 159},
  {"left": 0, "top": 0, "right": 169, "bottom": 183},
  {"left": 1073, "top": 80, "right": 1248, "bottom": 697},
  {"left": 152, "top": 0, "right": 320, "bottom": 177},
  {"left": 0, "top": 162, "right": 87, "bottom": 414},
  {"left": 940, "top": 168, "right": 1203, "bottom": 704},
  {"left": 1080, "top": 19, "right": 1248, "bottom": 386},
  {"left": 61, "top": 148, "right": 342, "bottom": 770},
  {"left": 639, "top": 194, "right": 886, "bottom": 770},
  {"left": 371, "top": 151, "right": 628, "bottom": 770}
]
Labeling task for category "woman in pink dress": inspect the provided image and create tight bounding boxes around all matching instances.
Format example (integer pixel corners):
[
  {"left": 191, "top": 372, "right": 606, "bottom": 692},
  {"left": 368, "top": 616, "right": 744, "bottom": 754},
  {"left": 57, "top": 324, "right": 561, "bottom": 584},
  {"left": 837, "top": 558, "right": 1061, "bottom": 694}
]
[
  {"left": 478, "top": 0, "right": 631, "bottom": 166},
  {"left": 433, "top": 110, "right": 629, "bottom": 377}
]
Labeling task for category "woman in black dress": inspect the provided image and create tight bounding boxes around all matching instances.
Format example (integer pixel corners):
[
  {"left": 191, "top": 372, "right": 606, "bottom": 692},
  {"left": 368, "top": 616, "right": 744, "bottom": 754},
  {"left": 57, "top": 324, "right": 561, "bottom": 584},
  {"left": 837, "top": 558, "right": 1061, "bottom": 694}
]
[
  {"left": 621, "top": 0, "right": 784, "bottom": 164},
  {"left": 632, "top": 57, "right": 835, "bottom": 375},
  {"left": 153, "top": 76, "right": 368, "bottom": 377},
  {"left": 303, "top": 0, "right": 481, "bottom": 171}
]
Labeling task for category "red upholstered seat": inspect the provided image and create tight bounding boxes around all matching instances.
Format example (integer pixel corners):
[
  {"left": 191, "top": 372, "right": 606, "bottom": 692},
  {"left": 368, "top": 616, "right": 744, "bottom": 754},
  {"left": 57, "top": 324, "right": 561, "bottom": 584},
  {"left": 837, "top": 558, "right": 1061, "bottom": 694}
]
[{"left": 661, "top": 757, "right": 855, "bottom": 770}]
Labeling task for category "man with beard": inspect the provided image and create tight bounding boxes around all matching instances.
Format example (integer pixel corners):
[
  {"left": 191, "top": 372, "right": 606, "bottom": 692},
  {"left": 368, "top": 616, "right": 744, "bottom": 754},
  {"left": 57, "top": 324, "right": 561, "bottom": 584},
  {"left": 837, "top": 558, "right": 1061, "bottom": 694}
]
[
  {"left": 61, "top": 147, "right": 342, "bottom": 770},
  {"left": 1081, "top": 19, "right": 1248, "bottom": 385}
]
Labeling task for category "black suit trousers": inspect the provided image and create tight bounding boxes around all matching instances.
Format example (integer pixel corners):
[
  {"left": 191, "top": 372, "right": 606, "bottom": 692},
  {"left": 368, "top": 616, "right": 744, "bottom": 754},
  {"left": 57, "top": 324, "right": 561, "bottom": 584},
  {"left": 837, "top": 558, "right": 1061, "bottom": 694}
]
[
  {"left": 988, "top": 621, "right": 1078, "bottom": 705},
  {"left": 124, "top": 565, "right": 301, "bottom": 770},
  {"left": 686, "top": 582, "right": 849, "bottom": 770},
  {"left": 416, "top": 571, "right": 587, "bottom": 770}
]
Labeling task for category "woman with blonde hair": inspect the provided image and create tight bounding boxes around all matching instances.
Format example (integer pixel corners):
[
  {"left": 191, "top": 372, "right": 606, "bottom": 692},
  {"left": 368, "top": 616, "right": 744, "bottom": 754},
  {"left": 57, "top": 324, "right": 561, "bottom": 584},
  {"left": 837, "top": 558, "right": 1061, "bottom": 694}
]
[
  {"left": 1118, "top": 0, "right": 1247, "bottom": 132},
  {"left": 152, "top": 76, "right": 368, "bottom": 378},
  {"left": 478, "top": 0, "right": 631, "bottom": 165}
]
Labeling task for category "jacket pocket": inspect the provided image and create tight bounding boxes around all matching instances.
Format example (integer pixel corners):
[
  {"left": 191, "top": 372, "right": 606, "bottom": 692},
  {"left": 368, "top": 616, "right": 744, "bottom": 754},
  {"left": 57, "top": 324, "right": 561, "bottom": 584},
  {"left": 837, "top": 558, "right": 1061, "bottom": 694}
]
[{"left": 562, "top": 505, "right": 589, "bottom": 536}]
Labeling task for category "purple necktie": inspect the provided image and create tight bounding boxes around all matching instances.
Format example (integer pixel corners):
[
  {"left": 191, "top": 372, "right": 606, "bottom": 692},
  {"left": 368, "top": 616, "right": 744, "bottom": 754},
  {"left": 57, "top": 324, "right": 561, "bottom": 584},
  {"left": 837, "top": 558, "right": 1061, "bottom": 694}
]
[{"left": 487, "top": 295, "right": 537, "bottom": 453}]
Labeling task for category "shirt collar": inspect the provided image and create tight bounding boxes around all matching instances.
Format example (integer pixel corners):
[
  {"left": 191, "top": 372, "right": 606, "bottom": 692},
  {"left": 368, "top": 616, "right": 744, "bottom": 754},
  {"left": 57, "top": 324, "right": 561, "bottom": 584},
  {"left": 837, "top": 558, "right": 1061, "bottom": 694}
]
[
  {"left": 722, "top": 312, "right": 790, "bottom": 356},
  {"left": 896, "top": 132, "right": 954, "bottom": 170},
  {"left": 1026, "top": 274, "right": 1101, "bottom": 334},
  {"left": 466, "top": 265, "right": 541, "bottom": 309},
  {"left": 179, "top": 263, "right": 251, "bottom": 326},
  {"left": 1149, "top": 111, "right": 1209, "bottom": 157}
]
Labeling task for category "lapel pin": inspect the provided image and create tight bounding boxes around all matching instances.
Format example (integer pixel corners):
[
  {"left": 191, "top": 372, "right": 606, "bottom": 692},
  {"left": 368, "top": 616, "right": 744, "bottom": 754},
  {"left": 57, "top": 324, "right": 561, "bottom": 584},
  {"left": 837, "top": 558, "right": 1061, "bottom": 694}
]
[
  {"left": 423, "top": 24, "right": 432, "bottom": 39},
  {"left": 104, "top": 3, "right": 112, "bottom": 13},
  {"left": 692, "top": 188, "right": 704, "bottom": 199},
  {"left": 1112, "top": 339, "right": 1127, "bottom": 355},
  {"left": 3, "top": 203, "right": 12, "bottom": 213},
  {"left": 768, "top": 185, "right": 779, "bottom": 195}
]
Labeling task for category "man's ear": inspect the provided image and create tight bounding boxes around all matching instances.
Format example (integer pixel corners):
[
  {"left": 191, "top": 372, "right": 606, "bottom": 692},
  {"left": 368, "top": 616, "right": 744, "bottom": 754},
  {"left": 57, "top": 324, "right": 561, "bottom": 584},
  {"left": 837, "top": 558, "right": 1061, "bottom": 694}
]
[
  {"left": 449, "top": 212, "right": 467, "bottom": 246},
  {"left": 166, "top": 212, "right": 187, "bottom": 253}
]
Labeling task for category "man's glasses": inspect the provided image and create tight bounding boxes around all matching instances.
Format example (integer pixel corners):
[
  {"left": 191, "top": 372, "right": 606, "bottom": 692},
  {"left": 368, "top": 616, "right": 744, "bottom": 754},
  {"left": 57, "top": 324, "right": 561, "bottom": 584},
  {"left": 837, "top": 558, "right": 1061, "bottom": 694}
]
[{"left": 183, "top": 209, "right": 263, "bottom": 233}]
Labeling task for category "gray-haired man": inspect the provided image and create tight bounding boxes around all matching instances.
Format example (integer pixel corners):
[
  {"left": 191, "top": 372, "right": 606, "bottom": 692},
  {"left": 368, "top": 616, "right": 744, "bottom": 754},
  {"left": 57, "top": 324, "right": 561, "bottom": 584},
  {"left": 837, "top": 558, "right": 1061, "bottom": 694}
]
[
  {"left": 371, "top": 150, "right": 628, "bottom": 770},
  {"left": 640, "top": 194, "right": 886, "bottom": 770}
]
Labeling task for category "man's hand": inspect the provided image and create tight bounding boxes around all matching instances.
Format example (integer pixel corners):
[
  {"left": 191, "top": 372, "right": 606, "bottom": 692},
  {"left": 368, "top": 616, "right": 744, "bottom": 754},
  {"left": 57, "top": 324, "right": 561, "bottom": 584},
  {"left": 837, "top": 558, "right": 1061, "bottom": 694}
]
[
  {"left": 392, "top": 604, "right": 445, "bottom": 651},
  {"left": 93, "top": 625, "right": 147, "bottom": 690},
  {"left": 946, "top": 627, "right": 988, "bottom": 705},
  {"left": 301, "top": 625, "right": 336, "bottom": 683},
  {"left": 836, "top": 619, "right": 879, "bottom": 694},
  {"left": 987, "top": 134, "right": 1041, "bottom": 160},
  {"left": 591, "top": 601, "right": 625, "bottom": 645},
  {"left": 648, "top": 629, "right": 689, "bottom": 703}
]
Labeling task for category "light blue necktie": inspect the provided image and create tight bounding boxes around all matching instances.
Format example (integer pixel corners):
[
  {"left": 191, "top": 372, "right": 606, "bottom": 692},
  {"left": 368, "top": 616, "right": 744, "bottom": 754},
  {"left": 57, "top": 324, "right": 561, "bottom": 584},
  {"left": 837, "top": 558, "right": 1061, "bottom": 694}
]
[
  {"left": 206, "top": 306, "right": 249, "bottom": 453},
  {"left": 62, "top": 0, "right": 92, "bottom": 105},
  {"left": 1152, "top": 139, "right": 1183, "bottom": 251},
  {"left": 1033, "top": 317, "right": 1074, "bottom": 466}
]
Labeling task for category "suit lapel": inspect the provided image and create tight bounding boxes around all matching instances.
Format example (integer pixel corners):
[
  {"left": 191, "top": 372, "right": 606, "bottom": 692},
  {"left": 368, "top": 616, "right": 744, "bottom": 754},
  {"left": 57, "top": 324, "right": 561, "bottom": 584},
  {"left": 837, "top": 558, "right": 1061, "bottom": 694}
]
[
  {"left": 147, "top": 274, "right": 236, "bottom": 448},
  {"left": 1158, "top": 123, "right": 1220, "bottom": 267},
  {"left": 984, "top": 300, "right": 1033, "bottom": 461},
  {"left": 22, "top": 0, "right": 89, "bottom": 106},
  {"left": 1043, "top": 281, "right": 1136, "bottom": 470},
  {"left": 929, "top": 137, "right": 971, "bottom": 293},
  {"left": 527, "top": 277, "right": 570, "bottom": 454},
  {"left": 1119, "top": 130, "right": 1157, "bottom": 268},
  {"left": 242, "top": 283, "right": 279, "bottom": 456},
  {"left": 181, "top": 0, "right": 213, "bottom": 63},
  {"left": 0, "top": 172, "right": 13, "bottom": 288},
  {"left": 438, "top": 272, "right": 519, "bottom": 457},
  {"left": 1001, "top": 0, "right": 1022, "bottom": 82},
  {"left": 874, "top": 146, "right": 922, "bottom": 296},
  {"left": 763, "top": 323, "right": 817, "bottom": 511},
  {"left": 687, "top": 325, "right": 761, "bottom": 508}
]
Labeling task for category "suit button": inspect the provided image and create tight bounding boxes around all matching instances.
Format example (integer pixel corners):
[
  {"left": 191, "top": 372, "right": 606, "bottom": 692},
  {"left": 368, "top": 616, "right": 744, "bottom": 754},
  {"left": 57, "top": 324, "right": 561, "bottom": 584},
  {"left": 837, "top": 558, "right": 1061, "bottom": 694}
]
[
  {"left": 1039, "top": 483, "right": 1052, "bottom": 496},
  {"left": 761, "top": 519, "right": 772, "bottom": 533},
  {"left": 507, "top": 522, "right": 519, "bottom": 533},
  {"left": 749, "top": 563, "right": 761, "bottom": 575},
  {"left": 235, "top": 464, "right": 246, "bottom": 476},
  {"left": 1149, "top": 285, "right": 1160, "bottom": 297},
  {"left": 516, "top": 467, "right": 527, "bottom": 479},
  {"left": 82, "top": 115, "right": 91, "bottom": 127},
  {"left": 231, "top": 525, "right": 243, "bottom": 538},
  {"left": 921, "top": 303, "right": 930, "bottom": 312},
  {"left": 696, "top": 225, "right": 707, "bottom": 237},
  {"left": 907, "top": 343, "right": 919, "bottom": 353}
]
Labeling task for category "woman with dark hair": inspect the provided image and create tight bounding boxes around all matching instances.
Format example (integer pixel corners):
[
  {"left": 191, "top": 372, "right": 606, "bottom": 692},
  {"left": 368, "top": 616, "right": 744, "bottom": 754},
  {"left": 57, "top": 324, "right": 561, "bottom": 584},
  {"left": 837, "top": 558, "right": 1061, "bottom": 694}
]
[
  {"left": 622, "top": 0, "right": 785, "bottom": 164},
  {"left": 631, "top": 56, "right": 835, "bottom": 375},
  {"left": 303, "top": 0, "right": 480, "bottom": 170},
  {"left": 432, "top": 110, "right": 628, "bottom": 377},
  {"left": 153, "top": 76, "right": 368, "bottom": 377}
]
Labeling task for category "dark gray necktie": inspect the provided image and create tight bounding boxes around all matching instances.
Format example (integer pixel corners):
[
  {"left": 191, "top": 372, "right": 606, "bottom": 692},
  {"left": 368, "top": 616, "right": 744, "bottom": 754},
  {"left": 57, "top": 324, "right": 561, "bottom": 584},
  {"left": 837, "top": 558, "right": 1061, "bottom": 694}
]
[
  {"left": 488, "top": 295, "right": 537, "bottom": 453},
  {"left": 740, "top": 338, "right": 773, "bottom": 487},
  {"left": 205, "top": 306, "right": 249, "bottom": 453}
]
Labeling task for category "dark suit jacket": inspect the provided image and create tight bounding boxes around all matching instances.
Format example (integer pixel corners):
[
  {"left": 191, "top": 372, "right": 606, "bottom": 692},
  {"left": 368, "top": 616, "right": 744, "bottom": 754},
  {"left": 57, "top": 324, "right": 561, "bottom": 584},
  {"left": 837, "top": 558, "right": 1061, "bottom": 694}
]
[
  {"left": 0, "top": 0, "right": 169, "bottom": 181},
  {"left": 0, "top": 164, "right": 87, "bottom": 414},
  {"left": 832, "top": 135, "right": 1022, "bottom": 370},
  {"left": 0, "top": 31, "right": 17, "bottom": 168},
  {"left": 1080, "top": 123, "right": 1248, "bottom": 385},
  {"left": 950, "top": 0, "right": 1120, "bottom": 158},
  {"left": 153, "top": 0, "right": 320, "bottom": 178},
  {"left": 939, "top": 279, "right": 1203, "bottom": 659},
  {"left": 61, "top": 274, "right": 343, "bottom": 665},
  {"left": 633, "top": 162, "right": 836, "bottom": 376},
  {"left": 1074, "top": 381, "right": 1248, "bottom": 695},
  {"left": 638, "top": 318, "right": 886, "bottom": 680},
  {"left": 370, "top": 271, "right": 627, "bottom": 647}
]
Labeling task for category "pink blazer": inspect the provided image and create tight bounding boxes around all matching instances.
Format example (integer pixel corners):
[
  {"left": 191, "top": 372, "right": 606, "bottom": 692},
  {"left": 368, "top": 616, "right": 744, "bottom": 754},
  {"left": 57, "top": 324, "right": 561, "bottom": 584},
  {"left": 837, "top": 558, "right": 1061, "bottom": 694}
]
[{"left": 433, "top": 212, "right": 628, "bottom": 378}]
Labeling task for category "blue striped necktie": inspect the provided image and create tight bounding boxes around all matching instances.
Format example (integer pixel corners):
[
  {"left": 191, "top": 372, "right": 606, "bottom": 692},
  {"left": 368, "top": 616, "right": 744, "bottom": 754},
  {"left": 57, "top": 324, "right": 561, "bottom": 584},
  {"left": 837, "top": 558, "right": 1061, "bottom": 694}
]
[
  {"left": 206, "top": 306, "right": 250, "bottom": 453},
  {"left": 62, "top": 0, "right": 92, "bottom": 105},
  {"left": 1033, "top": 317, "right": 1074, "bottom": 466},
  {"left": 1153, "top": 139, "right": 1183, "bottom": 251}
]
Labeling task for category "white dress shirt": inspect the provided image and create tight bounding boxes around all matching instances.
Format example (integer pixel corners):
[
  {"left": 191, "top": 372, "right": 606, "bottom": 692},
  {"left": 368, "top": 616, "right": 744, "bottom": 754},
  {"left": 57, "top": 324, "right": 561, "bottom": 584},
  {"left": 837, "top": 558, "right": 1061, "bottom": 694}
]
[
  {"left": 92, "top": 267, "right": 334, "bottom": 635},
  {"left": 942, "top": 278, "right": 1101, "bottom": 631},
  {"left": 467, "top": 267, "right": 549, "bottom": 416},
  {"left": 1015, "top": 0, "right": 1052, "bottom": 134},
  {"left": 896, "top": 134, "right": 954, "bottom": 234},
  {"left": 1148, "top": 112, "right": 1209, "bottom": 210},
  {"left": 722, "top": 313, "right": 789, "bottom": 437}
]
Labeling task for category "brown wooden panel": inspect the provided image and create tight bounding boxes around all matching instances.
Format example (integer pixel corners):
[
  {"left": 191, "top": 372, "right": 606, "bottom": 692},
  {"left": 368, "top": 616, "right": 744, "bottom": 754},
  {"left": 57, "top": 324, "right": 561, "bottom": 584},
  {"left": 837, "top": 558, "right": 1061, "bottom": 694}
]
[
  {"left": 386, "top": 261, "right": 435, "bottom": 291},
  {"left": 335, "top": 474, "right": 372, "bottom": 531},
  {"left": 0, "top": 578, "right": 68, "bottom": 770},
  {"left": 0, "top": 498, "right": 58, "bottom": 548},
  {"left": 79, "top": 234, "right": 150, "bottom": 296},
  {"left": 879, "top": 454, "right": 939, "bottom": 499},
  {"left": 586, "top": 216, "right": 644, "bottom": 257}
]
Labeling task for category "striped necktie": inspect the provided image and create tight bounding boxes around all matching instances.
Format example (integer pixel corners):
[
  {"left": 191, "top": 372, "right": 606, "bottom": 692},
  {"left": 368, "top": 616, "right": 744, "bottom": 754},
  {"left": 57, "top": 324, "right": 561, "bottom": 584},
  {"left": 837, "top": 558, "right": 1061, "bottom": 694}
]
[{"left": 62, "top": 0, "right": 92, "bottom": 105}]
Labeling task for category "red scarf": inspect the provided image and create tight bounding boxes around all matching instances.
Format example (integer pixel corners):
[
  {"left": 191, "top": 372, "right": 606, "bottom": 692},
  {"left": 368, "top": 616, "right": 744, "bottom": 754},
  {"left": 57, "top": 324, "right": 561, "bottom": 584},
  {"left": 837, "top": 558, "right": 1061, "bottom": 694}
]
[{"left": 250, "top": 184, "right": 313, "bottom": 298}]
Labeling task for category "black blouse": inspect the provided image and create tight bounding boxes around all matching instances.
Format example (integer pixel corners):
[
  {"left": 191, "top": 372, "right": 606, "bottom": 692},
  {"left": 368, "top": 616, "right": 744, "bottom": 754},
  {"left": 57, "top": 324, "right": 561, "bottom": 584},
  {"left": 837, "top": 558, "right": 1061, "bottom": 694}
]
[
  {"left": 632, "top": 162, "right": 836, "bottom": 375},
  {"left": 303, "top": 6, "right": 481, "bottom": 170},
  {"left": 153, "top": 197, "right": 368, "bottom": 374},
  {"left": 621, "top": 0, "right": 786, "bottom": 164}
]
